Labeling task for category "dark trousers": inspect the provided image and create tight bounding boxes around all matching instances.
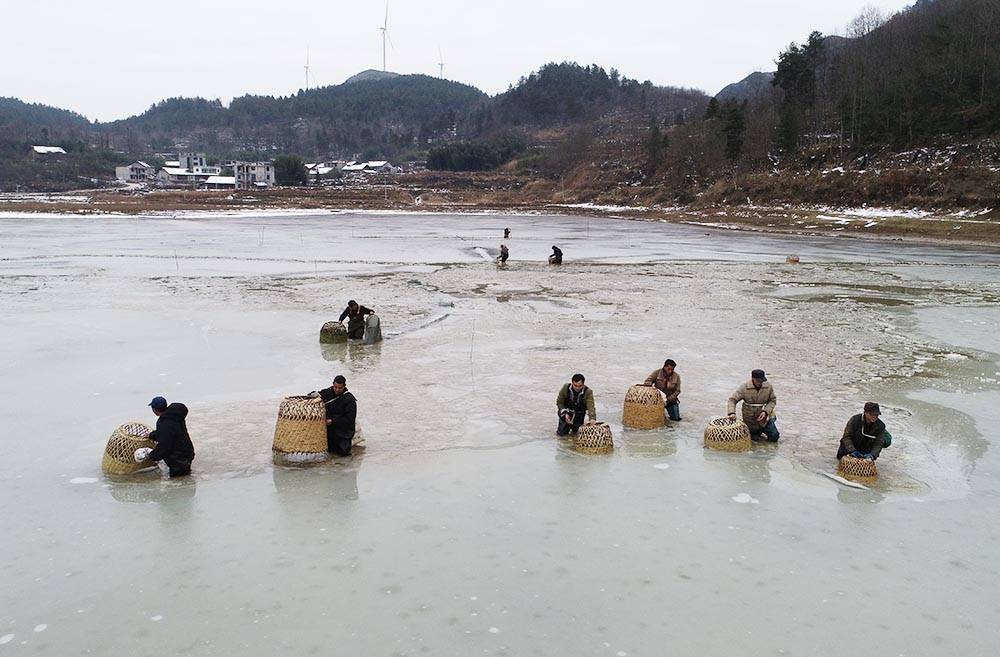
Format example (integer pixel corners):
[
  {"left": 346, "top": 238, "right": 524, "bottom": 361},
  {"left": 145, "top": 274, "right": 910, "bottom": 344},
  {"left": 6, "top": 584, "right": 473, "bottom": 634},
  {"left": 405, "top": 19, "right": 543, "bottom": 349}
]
[
  {"left": 164, "top": 457, "right": 192, "bottom": 478},
  {"left": 346, "top": 317, "right": 365, "bottom": 340},
  {"left": 327, "top": 429, "right": 353, "bottom": 456},
  {"left": 665, "top": 401, "right": 681, "bottom": 421},
  {"left": 750, "top": 419, "right": 780, "bottom": 442},
  {"left": 556, "top": 411, "right": 585, "bottom": 436}
]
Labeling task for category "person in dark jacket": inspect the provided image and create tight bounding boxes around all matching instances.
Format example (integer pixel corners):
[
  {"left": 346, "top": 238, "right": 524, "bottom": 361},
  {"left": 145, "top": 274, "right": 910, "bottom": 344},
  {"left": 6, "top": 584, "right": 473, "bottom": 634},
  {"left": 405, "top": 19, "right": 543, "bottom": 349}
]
[
  {"left": 504, "top": 227, "right": 511, "bottom": 239},
  {"left": 312, "top": 375, "right": 358, "bottom": 456},
  {"left": 144, "top": 396, "right": 195, "bottom": 477},
  {"left": 548, "top": 245, "right": 563, "bottom": 265},
  {"left": 838, "top": 402, "right": 892, "bottom": 461},
  {"left": 338, "top": 300, "right": 375, "bottom": 340},
  {"left": 498, "top": 243, "right": 509, "bottom": 265}
]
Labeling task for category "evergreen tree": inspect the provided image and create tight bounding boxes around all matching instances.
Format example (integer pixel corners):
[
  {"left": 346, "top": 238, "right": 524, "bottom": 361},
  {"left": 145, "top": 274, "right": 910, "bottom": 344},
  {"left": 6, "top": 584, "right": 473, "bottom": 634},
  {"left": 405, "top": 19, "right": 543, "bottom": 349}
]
[
  {"left": 704, "top": 97, "right": 719, "bottom": 119},
  {"left": 273, "top": 154, "right": 308, "bottom": 185}
]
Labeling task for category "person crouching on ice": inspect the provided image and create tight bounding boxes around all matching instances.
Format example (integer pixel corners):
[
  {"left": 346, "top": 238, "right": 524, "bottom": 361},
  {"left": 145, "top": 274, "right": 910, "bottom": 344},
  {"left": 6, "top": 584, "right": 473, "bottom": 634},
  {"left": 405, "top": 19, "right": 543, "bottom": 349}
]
[
  {"left": 556, "top": 373, "right": 596, "bottom": 436},
  {"left": 135, "top": 396, "right": 195, "bottom": 477},
  {"left": 838, "top": 402, "right": 892, "bottom": 462}
]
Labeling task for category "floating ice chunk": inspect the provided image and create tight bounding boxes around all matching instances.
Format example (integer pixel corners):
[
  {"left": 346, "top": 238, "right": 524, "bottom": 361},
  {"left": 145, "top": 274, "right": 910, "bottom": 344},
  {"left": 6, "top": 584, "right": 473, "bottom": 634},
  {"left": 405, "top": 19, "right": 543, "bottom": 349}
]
[
  {"left": 942, "top": 353, "right": 967, "bottom": 361},
  {"left": 653, "top": 463, "right": 670, "bottom": 470},
  {"left": 0, "top": 634, "right": 13, "bottom": 645},
  {"left": 150, "top": 615, "right": 163, "bottom": 622},
  {"left": 489, "top": 627, "right": 499, "bottom": 634},
  {"left": 731, "top": 493, "right": 759, "bottom": 505},
  {"left": 70, "top": 478, "right": 98, "bottom": 484},
  {"left": 33, "top": 624, "right": 47, "bottom": 633}
]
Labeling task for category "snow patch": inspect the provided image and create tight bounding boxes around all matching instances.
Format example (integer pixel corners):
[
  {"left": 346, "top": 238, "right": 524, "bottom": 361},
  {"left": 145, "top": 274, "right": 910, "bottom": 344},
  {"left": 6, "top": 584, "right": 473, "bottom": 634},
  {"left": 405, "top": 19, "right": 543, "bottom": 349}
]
[
  {"left": 70, "top": 477, "right": 98, "bottom": 484},
  {"left": 731, "top": 493, "right": 759, "bottom": 505}
]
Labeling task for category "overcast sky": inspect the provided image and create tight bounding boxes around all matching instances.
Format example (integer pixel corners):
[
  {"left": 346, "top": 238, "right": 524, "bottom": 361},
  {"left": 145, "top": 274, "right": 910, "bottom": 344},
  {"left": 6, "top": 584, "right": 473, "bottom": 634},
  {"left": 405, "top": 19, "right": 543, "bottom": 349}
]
[{"left": 2, "top": 0, "right": 915, "bottom": 122}]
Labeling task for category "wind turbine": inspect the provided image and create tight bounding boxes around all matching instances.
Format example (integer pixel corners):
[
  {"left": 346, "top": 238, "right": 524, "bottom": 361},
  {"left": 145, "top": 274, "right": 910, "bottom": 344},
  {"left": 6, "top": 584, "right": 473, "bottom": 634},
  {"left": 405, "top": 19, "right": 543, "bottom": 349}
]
[
  {"left": 438, "top": 47, "right": 445, "bottom": 79},
  {"left": 380, "top": 2, "right": 390, "bottom": 72},
  {"left": 304, "top": 46, "right": 311, "bottom": 90}
]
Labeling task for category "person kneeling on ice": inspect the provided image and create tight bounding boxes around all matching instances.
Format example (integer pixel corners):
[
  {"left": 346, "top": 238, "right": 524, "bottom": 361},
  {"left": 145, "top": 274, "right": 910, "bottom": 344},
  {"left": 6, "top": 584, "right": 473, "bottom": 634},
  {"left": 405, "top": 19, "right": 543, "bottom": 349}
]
[
  {"left": 338, "top": 300, "right": 375, "bottom": 340},
  {"left": 310, "top": 375, "right": 358, "bottom": 457},
  {"left": 837, "top": 402, "right": 891, "bottom": 462},
  {"left": 134, "top": 396, "right": 195, "bottom": 477},
  {"left": 643, "top": 358, "right": 682, "bottom": 421},
  {"left": 556, "top": 373, "right": 596, "bottom": 436},
  {"left": 548, "top": 245, "right": 563, "bottom": 265},
  {"left": 728, "top": 369, "right": 780, "bottom": 441}
]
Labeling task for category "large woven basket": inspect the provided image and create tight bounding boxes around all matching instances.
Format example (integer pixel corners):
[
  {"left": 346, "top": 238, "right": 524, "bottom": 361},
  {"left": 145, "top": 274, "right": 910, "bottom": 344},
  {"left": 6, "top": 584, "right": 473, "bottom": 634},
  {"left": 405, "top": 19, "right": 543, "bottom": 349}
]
[
  {"left": 102, "top": 422, "right": 158, "bottom": 475},
  {"left": 573, "top": 422, "right": 614, "bottom": 453},
  {"left": 622, "top": 385, "right": 666, "bottom": 429},
  {"left": 319, "top": 321, "right": 348, "bottom": 344},
  {"left": 838, "top": 455, "right": 878, "bottom": 478},
  {"left": 704, "top": 417, "right": 752, "bottom": 452},
  {"left": 272, "top": 396, "right": 328, "bottom": 455}
]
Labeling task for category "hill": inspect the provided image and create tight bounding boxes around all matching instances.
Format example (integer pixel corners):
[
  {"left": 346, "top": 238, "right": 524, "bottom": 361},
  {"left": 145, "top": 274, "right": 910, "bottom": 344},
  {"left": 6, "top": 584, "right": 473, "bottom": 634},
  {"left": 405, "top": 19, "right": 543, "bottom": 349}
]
[
  {"left": 99, "top": 73, "right": 487, "bottom": 159},
  {"left": 715, "top": 72, "right": 774, "bottom": 102},
  {"left": 344, "top": 70, "right": 401, "bottom": 84}
]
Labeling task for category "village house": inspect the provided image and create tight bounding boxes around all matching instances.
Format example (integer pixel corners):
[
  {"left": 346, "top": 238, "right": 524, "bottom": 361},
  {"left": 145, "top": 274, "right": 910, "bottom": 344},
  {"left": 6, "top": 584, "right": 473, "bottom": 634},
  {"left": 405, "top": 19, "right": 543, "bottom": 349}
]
[
  {"left": 156, "top": 167, "right": 215, "bottom": 186},
  {"left": 31, "top": 145, "right": 67, "bottom": 158},
  {"left": 115, "top": 161, "right": 155, "bottom": 183},
  {"left": 204, "top": 175, "right": 236, "bottom": 190},
  {"left": 234, "top": 161, "right": 275, "bottom": 189},
  {"left": 178, "top": 153, "right": 207, "bottom": 170},
  {"left": 341, "top": 160, "right": 398, "bottom": 174}
]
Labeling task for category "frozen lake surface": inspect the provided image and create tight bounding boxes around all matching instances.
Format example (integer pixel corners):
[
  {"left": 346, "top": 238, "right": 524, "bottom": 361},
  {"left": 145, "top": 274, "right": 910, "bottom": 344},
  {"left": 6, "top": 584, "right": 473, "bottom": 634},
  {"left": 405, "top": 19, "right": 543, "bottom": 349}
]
[{"left": 1, "top": 212, "right": 999, "bottom": 656}]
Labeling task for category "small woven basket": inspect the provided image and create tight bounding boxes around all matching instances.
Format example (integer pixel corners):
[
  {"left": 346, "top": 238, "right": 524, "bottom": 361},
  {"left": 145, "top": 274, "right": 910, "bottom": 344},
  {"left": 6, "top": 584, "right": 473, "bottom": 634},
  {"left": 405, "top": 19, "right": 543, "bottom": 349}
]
[
  {"left": 272, "top": 396, "right": 327, "bottom": 455},
  {"left": 573, "top": 422, "right": 614, "bottom": 453},
  {"left": 319, "top": 321, "right": 348, "bottom": 344},
  {"left": 838, "top": 455, "right": 878, "bottom": 478},
  {"left": 102, "top": 422, "right": 157, "bottom": 475},
  {"left": 623, "top": 385, "right": 666, "bottom": 429},
  {"left": 704, "top": 417, "right": 752, "bottom": 452}
]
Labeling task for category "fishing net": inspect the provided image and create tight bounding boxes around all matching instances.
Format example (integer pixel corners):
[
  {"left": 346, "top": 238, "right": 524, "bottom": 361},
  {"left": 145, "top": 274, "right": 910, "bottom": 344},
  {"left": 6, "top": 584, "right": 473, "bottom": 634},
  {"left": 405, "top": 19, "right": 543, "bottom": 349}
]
[
  {"left": 102, "top": 422, "right": 158, "bottom": 475},
  {"left": 573, "top": 422, "right": 614, "bottom": 454},
  {"left": 838, "top": 455, "right": 878, "bottom": 478},
  {"left": 622, "top": 384, "right": 666, "bottom": 429},
  {"left": 319, "top": 321, "right": 348, "bottom": 344},
  {"left": 704, "top": 417, "right": 752, "bottom": 452}
]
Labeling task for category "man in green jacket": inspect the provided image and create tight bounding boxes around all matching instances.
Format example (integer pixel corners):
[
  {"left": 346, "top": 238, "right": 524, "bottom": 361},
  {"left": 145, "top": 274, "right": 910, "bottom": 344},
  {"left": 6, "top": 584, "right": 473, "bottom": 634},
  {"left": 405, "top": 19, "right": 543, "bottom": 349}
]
[
  {"left": 728, "top": 369, "right": 779, "bottom": 441},
  {"left": 556, "top": 373, "right": 596, "bottom": 436}
]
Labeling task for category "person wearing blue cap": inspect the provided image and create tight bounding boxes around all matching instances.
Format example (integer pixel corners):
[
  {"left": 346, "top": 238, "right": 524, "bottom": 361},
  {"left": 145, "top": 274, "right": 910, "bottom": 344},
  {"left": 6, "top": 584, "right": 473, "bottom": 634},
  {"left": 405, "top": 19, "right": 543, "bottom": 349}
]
[
  {"left": 137, "top": 396, "right": 196, "bottom": 477},
  {"left": 727, "top": 369, "right": 780, "bottom": 441}
]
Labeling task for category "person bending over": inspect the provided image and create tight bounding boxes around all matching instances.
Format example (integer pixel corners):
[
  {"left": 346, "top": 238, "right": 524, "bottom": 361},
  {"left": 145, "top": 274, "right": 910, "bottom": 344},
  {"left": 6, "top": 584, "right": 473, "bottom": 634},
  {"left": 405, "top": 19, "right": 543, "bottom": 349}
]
[{"left": 556, "top": 373, "right": 596, "bottom": 436}]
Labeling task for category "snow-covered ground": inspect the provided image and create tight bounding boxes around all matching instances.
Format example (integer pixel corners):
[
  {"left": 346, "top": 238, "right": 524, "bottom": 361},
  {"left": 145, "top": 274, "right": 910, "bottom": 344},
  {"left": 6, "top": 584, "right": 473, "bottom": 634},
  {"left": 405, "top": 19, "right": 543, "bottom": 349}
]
[{"left": 1, "top": 212, "right": 999, "bottom": 655}]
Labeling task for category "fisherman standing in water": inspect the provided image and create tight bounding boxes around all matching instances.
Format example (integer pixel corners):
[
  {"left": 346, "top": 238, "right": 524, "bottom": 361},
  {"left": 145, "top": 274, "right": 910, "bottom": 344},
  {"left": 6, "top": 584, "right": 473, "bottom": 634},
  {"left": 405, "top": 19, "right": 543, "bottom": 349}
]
[{"left": 338, "top": 300, "right": 375, "bottom": 340}]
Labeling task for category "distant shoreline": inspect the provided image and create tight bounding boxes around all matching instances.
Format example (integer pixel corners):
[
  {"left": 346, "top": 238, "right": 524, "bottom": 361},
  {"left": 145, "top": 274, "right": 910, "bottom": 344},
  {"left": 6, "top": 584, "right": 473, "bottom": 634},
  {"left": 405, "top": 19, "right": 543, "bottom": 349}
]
[{"left": 1, "top": 187, "right": 997, "bottom": 249}]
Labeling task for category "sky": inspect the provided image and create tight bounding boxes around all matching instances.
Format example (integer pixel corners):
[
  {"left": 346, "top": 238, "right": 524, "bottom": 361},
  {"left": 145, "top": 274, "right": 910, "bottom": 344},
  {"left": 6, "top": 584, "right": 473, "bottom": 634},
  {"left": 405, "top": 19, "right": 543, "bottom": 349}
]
[{"left": 1, "top": 0, "right": 916, "bottom": 123}]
